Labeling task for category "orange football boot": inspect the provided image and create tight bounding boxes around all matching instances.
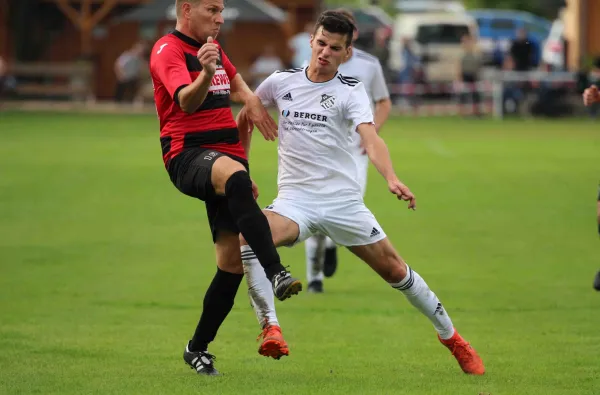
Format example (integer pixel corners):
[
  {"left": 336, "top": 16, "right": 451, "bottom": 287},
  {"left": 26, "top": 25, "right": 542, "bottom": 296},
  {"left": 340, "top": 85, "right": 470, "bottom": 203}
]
[
  {"left": 438, "top": 329, "right": 485, "bottom": 375},
  {"left": 257, "top": 324, "right": 289, "bottom": 360}
]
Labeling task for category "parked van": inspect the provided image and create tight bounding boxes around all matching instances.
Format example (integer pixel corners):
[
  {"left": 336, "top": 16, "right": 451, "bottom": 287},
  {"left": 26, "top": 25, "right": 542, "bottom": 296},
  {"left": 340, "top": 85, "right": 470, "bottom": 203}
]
[
  {"left": 469, "top": 9, "right": 551, "bottom": 66},
  {"left": 388, "top": 12, "right": 478, "bottom": 83}
]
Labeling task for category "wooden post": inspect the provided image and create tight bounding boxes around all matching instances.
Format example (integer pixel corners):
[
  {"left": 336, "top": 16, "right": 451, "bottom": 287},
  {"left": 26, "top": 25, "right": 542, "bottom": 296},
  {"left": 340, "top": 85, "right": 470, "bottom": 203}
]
[
  {"left": 44, "top": 0, "right": 147, "bottom": 55},
  {"left": 288, "top": 5, "right": 298, "bottom": 34},
  {"left": 0, "top": 0, "right": 8, "bottom": 58}
]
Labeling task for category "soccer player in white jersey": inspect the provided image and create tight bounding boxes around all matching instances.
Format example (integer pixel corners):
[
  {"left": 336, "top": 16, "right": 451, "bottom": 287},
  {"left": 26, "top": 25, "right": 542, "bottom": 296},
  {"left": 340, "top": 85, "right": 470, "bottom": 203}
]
[
  {"left": 236, "top": 10, "right": 485, "bottom": 374},
  {"left": 304, "top": 8, "right": 392, "bottom": 293}
]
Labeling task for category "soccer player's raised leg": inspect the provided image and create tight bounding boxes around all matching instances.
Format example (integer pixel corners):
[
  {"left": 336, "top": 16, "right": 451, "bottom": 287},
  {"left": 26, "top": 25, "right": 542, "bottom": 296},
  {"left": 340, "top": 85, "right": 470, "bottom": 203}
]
[
  {"left": 184, "top": 231, "right": 244, "bottom": 376},
  {"left": 211, "top": 155, "right": 302, "bottom": 298},
  {"left": 349, "top": 237, "right": 485, "bottom": 375},
  {"left": 242, "top": 210, "right": 303, "bottom": 358}
]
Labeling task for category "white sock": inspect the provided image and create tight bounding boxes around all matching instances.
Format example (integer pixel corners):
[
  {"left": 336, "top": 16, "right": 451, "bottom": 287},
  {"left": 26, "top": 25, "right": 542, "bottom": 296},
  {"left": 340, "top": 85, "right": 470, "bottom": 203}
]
[
  {"left": 305, "top": 234, "right": 326, "bottom": 283},
  {"left": 241, "top": 245, "right": 279, "bottom": 327},
  {"left": 324, "top": 236, "right": 336, "bottom": 249},
  {"left": 390, "top": 265, "right": 455, "bottom": 340}
]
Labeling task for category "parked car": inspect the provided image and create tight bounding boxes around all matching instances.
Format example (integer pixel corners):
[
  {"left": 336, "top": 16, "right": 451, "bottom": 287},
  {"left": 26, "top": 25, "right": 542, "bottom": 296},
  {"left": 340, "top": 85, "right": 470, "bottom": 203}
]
[
  {"left": 347, "top": 6, "right": 394, "bottom": 49},
  {"left": 541, "top": 17, "right": 566, "bottom": 70},
  {"left": 468, "top": 9, "right": 552, "bottom": 66},
  {"left": 388, "top": 11, "right": 478, "bottom": 82},
  {"left": 395, "top": 0, "right": 466, "bottom": 14}
]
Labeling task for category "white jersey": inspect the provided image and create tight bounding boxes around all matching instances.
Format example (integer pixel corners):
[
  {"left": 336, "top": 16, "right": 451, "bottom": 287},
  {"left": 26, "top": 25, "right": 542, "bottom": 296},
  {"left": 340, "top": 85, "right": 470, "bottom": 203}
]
[
  {"left": 338, "top": 48, "right": 390, "bottom": 151},
  {"left": 338, "top": 48, "right": 390, "bottom": 111},
  {"left": 255, "top": 67, "right": 374, "bottom": 201}
]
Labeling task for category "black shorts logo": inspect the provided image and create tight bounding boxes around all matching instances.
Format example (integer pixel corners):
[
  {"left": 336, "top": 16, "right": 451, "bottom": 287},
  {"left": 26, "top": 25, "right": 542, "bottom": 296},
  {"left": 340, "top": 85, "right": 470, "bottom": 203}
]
[{"left": 203, "top": 151, "right": 219, "bottom": 161}]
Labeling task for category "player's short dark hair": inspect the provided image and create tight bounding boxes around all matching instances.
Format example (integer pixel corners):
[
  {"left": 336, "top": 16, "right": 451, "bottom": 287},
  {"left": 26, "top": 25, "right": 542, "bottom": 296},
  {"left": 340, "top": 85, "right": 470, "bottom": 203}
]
[
  {"left": 313, "top": 10, "right": 356, "bottom": 47},
  {"left": 332, "top": 8, "right": 357, "bottom": 27}
]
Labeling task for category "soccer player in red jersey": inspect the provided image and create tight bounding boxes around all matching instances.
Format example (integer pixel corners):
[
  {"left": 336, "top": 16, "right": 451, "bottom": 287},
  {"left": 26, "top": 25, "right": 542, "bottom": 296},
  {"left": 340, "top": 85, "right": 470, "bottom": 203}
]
[{"left": 149, "top": 0, "right": 301, "bottom": 375}]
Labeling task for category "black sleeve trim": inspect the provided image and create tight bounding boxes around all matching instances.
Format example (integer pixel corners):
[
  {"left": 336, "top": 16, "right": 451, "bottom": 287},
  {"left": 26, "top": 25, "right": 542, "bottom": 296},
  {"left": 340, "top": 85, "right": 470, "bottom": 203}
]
[{"left": 173, "top": 84, "right": 189, "bottom": 106}]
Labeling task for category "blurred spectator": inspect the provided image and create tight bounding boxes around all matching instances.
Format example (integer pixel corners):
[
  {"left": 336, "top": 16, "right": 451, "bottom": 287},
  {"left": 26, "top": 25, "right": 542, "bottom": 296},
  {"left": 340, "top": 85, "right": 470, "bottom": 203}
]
[
  {"left": 509, "top": 28, "right": 535, "bottom": 72},
  {"left": 501, "top": 56, "right": 524, "bottom": 115},
  {"left": 289, "top": 22, "right": 313, "bottom": 68},
  {"left": 114, "top": 41, "right": 147, "bottom": 103},
  {"left": 0, "top": 55, "right": 6, "bottom": 97},
  {"left": 530, "top": 62, "right": 561, "bottom": 117},
  {"left": 395, "top": 37, "right": 422, "bottom": 106},
  {"left": 249, "top": 45, "right": 284, "bottom": 89},
  {"left": 491, "top": 39, "right": 504, "bottom": 69},
  {"left": 457, "top": 33, "right": 483, "bottom": 116},
  {"left": 0, "top": 55, "right": 15, "bottom": 102},
  {"left": 369, "top": 27, "right": 392, "bottom": 82}
]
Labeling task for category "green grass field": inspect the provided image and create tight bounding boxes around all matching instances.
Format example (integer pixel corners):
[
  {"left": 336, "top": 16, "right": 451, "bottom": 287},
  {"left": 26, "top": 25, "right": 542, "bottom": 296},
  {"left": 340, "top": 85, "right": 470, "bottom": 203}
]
[{"left": 1, "top": 111, "right": 599, "bottom": 394}]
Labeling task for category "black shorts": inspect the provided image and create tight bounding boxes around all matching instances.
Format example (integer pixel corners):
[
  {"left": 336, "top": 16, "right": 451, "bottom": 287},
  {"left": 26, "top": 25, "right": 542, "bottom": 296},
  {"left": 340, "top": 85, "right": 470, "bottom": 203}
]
[{"left": 166, "top": 148, "right": 249, "bottom": 243}]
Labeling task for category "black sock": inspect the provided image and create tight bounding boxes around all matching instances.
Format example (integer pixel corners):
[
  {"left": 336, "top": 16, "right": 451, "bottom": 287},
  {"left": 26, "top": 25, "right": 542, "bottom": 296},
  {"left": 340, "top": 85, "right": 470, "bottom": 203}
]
[
  {"left": 225, "top": 171, "right": 286, "bottom": 280},
  {"left": 189, "top": 267, "right": 243, "bottom": 352}
]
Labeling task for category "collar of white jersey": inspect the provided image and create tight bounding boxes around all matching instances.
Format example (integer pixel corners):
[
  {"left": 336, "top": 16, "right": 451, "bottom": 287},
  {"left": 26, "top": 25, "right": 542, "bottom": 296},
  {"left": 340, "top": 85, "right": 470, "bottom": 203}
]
[{"left": 303, "top": 66, "right": 339, "bottom": 84}]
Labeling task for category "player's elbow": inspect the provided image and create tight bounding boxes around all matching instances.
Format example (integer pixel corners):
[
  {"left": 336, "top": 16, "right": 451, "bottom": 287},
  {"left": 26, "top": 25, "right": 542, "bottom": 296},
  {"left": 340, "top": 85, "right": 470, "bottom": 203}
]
[
  {"left": 180, "top": 104, "right": 195, "bottom": 114},
  {"left": 363, "top": 138, "right": 377, "bottom": 157},
  {"left": 377, "top": 98, "right": 392, "bottom": 108},
  {"left": 179, "top": 97, "right": 197, "bottom": 114},
  {"left": 365, "top": 135, "right": 385, "bottom": 157},
  {"left": 177, "top": 87, "right": 200, "bottom": 114},
  {"left": 376, "top": 99, "right": 392, "bottom": 116}
]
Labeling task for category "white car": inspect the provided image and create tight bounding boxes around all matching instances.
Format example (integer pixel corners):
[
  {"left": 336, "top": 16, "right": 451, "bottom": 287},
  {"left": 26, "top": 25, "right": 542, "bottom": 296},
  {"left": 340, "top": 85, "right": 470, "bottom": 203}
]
[
  {"left": 388, "top": 12, "right": 479, "bottom": 82},
  {"left": 542, "top": 18, "right": 565, "bottom": 70}
]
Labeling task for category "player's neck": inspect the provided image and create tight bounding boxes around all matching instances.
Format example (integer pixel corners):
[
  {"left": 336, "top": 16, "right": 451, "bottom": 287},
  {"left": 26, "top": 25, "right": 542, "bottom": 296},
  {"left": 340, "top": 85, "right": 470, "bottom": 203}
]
[
  {"left": 306, "top": 63, "right": 337, "bottom": 83},
  {"left": 174, "top": 23, "right": 205, "bottom": 44}
]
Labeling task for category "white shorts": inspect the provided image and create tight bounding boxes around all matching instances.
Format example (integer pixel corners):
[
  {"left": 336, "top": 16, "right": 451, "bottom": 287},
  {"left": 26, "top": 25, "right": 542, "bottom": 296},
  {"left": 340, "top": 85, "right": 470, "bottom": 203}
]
[{"left": 265, "top": 197, "right": 386, "bottom": 247}]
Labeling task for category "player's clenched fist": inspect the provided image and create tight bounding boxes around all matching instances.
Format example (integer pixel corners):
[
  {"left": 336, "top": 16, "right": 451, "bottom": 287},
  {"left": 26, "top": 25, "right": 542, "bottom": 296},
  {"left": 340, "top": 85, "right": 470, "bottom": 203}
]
[
  {"left": 197, "top": 36, "right": 219, "bottom": 75},
  {"left": 583, "top": 85, "right": 600, "bottom": 106}
]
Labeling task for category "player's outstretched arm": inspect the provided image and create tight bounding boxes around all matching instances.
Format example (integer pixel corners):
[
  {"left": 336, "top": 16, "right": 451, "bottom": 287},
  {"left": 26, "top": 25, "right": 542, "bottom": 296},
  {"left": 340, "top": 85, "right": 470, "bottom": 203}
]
[
  {"left": 234, "top": 96, "right": 260, "bottom": 200},
  {"left": 371, "top": 62, "right": 392, "bottom": 133},
  {"left": 235, "top": 106, "right": 253, "bottom": 157},
  {"left": 374, "top": 98, "right": 392, "bottom": 133},
  {"left": 230, "top": 74, "right": 278, "bottom": 141},
  {"left": 229, "top": 73, "right": 252, "bottom": 103},
  {"left": 357, "top": 123, "right": 416, "bottom": 210}
]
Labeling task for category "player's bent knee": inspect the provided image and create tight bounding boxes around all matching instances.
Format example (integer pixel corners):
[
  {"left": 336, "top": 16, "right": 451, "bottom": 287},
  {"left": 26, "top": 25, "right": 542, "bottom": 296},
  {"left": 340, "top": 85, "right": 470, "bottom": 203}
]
[
  {"left": 364, "top": 241, "right": 408, "bottom": 283},
  {"left": 211, "top": 156, "right": 247, "bottom": 195},
  {"left": 216, "top": 245, "right": 244, "bottom": 274},
  {"left": 217, "top": 259, "right": 244, "bottom": 275},
  {"left": 224, "top": 170, "right": 252, "bottom": 198},
  {"left": 215, "top": 231, "right": 244, "bottom": 274},
  {"left": 385, "top": 255, "right": 407, "bottom": 283},
  {"left": 263, "top": 210, "right": 300, "bottom": 247}
]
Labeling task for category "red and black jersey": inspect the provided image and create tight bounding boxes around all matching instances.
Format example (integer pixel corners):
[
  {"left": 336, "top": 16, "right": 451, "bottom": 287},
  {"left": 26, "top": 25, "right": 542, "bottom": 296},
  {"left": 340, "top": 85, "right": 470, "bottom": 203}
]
[{"left": 150, "top": 30, "right": 246, "bottom": 165}]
